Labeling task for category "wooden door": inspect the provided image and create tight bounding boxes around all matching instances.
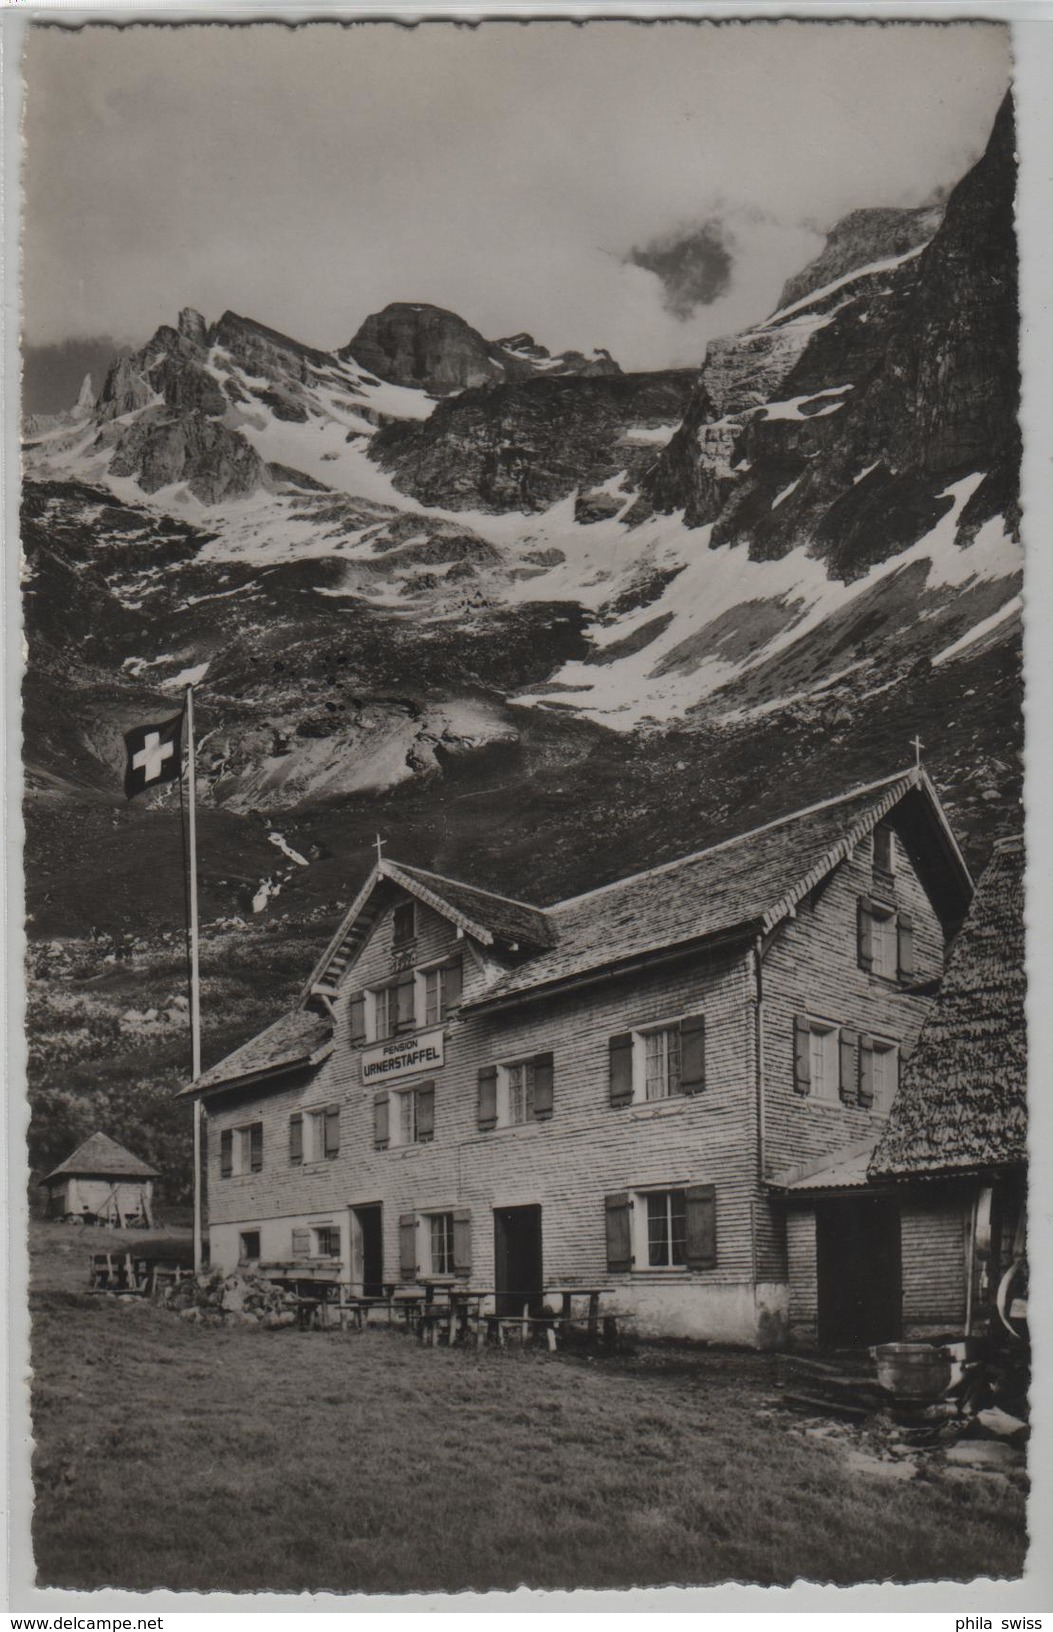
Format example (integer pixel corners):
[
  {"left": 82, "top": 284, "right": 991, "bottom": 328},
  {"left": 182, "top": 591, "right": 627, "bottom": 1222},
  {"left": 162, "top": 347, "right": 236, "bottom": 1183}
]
[
  {"left": 351, "top": 1205, "right": 384, "bottom": 1297},
  {"left": 816, "top": 1196, "right": 902, "bottom": 1349},
  {"left": 494, "top": 1205, "right": 543, "bottom": 1316}
]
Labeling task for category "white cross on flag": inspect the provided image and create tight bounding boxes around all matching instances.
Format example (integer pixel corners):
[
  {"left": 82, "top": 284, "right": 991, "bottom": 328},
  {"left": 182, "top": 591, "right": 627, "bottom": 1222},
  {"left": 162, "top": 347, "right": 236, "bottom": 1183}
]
[{"left": 123, "top": 712, "right": 184, "bottom": 799}]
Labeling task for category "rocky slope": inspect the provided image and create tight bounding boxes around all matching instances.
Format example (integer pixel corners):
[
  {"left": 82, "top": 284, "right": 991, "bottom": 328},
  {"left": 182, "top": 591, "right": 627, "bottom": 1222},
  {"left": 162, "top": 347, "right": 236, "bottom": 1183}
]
[
  {"left": 21, "top": 93, "right": 1021, "bottom": 899},
  {"left": 369, "top": 368, "right": 697, "bottom": 516},
  {"left": 342, "top": 301, "right": 620, "bottom": 395}
]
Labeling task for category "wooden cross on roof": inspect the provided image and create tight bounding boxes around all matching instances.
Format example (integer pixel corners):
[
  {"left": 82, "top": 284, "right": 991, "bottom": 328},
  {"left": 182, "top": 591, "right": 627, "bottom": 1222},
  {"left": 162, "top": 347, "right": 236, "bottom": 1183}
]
[
  {"left": 911, "top": 735, "right": 924, "bottom": 768},
  {"left": 374, "top": 833, "right": 387, "bottom": 867}
]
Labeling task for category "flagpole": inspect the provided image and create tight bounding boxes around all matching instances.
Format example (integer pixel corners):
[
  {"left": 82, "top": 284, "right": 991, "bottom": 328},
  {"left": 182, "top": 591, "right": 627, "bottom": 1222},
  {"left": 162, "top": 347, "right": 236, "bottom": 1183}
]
[{"left": 186, "top": 684, "right": 203, "bottom": 1275}]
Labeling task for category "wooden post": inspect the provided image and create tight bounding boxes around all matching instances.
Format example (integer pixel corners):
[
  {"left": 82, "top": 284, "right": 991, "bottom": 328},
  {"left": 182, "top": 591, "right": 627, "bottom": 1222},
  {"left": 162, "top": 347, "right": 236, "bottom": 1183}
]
[{"left": 186, "top": 685, "right": 203, "bottom": 1275}]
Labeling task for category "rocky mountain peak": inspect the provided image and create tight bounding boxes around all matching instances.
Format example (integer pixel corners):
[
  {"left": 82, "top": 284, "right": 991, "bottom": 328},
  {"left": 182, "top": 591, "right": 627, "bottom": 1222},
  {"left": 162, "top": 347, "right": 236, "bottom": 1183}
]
[
  {"left": 178, "top": 307, "right": 209, "bottom": 348},
  {"left": 342, "top": 303, "right": 505, "bottom": 395},
  {"left": 776, "top": 203, "right": 944, "bottom": 314}
]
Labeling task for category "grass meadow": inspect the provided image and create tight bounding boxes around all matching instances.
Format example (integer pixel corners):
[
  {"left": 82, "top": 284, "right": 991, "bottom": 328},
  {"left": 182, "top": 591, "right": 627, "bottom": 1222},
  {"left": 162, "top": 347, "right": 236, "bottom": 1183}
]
[{"left": 29, "top": 1224, "right": 1027, "bottom": 1595}]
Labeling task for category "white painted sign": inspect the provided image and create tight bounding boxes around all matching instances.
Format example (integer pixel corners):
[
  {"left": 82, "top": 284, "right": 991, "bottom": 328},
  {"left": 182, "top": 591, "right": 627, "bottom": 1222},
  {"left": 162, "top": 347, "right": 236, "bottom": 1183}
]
[{"left": 362, "top": 1028, "right": 445, "bottom": 1084}]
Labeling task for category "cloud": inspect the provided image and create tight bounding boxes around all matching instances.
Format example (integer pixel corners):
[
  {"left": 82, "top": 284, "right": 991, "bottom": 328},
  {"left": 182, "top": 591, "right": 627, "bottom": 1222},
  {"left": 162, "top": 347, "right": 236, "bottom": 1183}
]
[{"left": 627, "top": 220, "right": 735, "bottom": 321}]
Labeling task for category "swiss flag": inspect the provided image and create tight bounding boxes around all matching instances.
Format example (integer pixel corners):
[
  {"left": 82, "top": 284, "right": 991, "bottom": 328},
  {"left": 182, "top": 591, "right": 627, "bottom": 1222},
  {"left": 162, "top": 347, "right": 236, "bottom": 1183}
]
[{"left": 123, "top": 712, "right": 184, "bottom": 799}]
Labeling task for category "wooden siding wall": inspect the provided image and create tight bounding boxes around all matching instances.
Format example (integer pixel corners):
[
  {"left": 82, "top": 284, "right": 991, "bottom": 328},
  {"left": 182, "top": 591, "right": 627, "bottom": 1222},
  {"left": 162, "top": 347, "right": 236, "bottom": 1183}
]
[
  {"left": 901, "top": 1193, "right": 968, "bottom": 1334},
  {"left": 786, "top": 1210, "right": 818, "bottom": 1344},
  {"left": 755, "top": 832, "right": 944, "bottom": 1280},
  {"left": 207, "top": 896, "right": 768, "bottom": 1336}
]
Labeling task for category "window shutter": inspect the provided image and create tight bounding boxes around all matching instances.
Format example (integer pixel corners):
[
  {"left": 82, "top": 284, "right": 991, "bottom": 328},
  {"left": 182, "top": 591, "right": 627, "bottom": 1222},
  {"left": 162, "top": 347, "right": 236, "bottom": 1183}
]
[
  {"left": 684, "top": 1184, "right": 717, "bottom": 1269},
  {"left": 289, "top": 1113, "right": 303, "bottom": 1165},
  {"left": 220, "top": 1128, "right": 233, "bottom": 1178},
  {"left": 415, "top": 1082, "right": 435, "bottom": 1141},
  {"left": 897, "top": 912, "right": 915, "bottom": 981},
  {"left": 857, "top": 897, "right": 874, "bottom": 973},
  {"left": 250, "top": 1123, "right": 263, "bottom": 1172},
  {"left": 605, "top": 1192, "right": 632, "bottom": 1272},
  {"left": 349, "top": 993, "right": 366, "bottom": 1045},
  {"left": 373, "top": 1091, "right": 390, "bottom": 1150},
  {"left": 399, "top": 1213, "right": 418, "bottom": 1281},
  {"left": 324, "top": 1104, "right": 341, "bottom": 1157},
  {"left": 532, "top": 1052, "right": 555, "bottom": 1120},
  {"left": 609, "top": 1033, "right": 634, "bottom": 1108},
  {"left": 858, "top": 1034, "right": 875, "bottom": 1109},
  {"left": 292, "top": 1227, "right": 310, "bottom": 1258},
  {"left": 444, "top": 958, "right": 463, "bottom": 1012},
  {"left": 793, "top": 1015, "right": 812, "bottom": 1095},
  {"left": 452, "top": 1208, "right": 472, "bottom": 1277},
  {"left": 839, "top": 1028, "right": 860, "bottom": 1106},
  {"left": 396, "top": 974, "right": 416, "bottom": 1034},
  {"left": 680, "top": 1014, "right": 706, "bottom": 1095},
  {"left": 477, "top": 1065, "right": 498, "bottom": 1131}
]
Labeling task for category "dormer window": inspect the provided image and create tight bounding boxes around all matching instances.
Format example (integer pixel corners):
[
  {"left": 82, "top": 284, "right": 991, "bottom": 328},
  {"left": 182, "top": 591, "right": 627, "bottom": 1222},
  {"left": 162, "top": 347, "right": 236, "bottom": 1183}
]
[{"left": 392, "top": 901, "right": 417, "bottom": 947}]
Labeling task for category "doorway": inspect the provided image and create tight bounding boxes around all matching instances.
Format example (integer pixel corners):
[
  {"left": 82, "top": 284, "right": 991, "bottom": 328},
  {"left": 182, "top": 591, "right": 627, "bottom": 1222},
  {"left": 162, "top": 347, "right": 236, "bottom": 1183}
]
[
  {"left": 816, "top": 1196, "right": 902, "bottom": 1348},
  {"left": 494, "top": 1205, "right": 543, "bottom": 1316},
  {"left": 350, "top": 1204, "right": 384, "bottom": 1297}
]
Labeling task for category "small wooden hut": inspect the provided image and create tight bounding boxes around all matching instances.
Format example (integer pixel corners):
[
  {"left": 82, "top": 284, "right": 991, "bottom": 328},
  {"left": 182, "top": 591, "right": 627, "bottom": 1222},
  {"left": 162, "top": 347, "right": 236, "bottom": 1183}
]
[
  {"left": 41, "top": 1131, "right": 158, "bottom": 1227},
  {"left": 868, "top": 834, "right": 1027, "bottom": 1337}
]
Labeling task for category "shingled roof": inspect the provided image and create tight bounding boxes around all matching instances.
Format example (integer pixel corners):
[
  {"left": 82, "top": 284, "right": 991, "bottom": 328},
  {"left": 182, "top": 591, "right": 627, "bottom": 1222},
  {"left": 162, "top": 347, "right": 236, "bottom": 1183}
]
[
  {"left": 181, "top": 1009, "right": 334, "bottom": 1097},
  {"left": 465, "top": 767, "right": 970, "bottom": 1010},
  {"left": 303, "top": 856, "right": 555, "bottom": 998},
  {"left": 386, "top": 863, "right": 556, "bottom": 952},
  {"left": 869, "top": 835, "right": 1026, "bottom": 1181},
  {"left": 43, "top": 1131, "right": 158, "bottom": 1182}
]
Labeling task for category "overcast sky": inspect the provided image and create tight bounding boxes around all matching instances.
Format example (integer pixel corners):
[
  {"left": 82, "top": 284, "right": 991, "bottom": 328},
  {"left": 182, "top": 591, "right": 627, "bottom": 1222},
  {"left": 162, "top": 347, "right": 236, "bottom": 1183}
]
[{"left": 21, "top": 19, "right": 1010, "bottom": 371}]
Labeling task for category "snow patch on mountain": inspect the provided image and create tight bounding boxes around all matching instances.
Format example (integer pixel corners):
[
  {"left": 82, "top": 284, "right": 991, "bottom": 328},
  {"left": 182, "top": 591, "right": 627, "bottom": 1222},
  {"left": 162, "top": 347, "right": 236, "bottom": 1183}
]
[{"left": 517, "top": 474, "right": 1021, "bottom": 728}]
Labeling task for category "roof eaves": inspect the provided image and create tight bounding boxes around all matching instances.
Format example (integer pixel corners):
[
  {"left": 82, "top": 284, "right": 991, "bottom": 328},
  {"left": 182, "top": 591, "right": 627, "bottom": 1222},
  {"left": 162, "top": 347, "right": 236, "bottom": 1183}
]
[
  {"left": 300, "top": 863, "right": 382, "bottom": 1000},
  {"left": 182, "top": 1038, "right": 334, "bottom": 1099},
  {"left": 462, "top": 920, "right": 759, "bottom": 1014}
]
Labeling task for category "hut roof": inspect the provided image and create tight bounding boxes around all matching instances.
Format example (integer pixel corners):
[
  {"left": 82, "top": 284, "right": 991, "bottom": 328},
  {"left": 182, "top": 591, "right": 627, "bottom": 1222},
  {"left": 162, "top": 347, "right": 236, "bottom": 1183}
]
[
  {"left": 43, "top": 1131, "right": 158, "bottom": 1182},
  {"left": 183, "top": 1009, "right": 334, "bottom": 1096},
  {"left": 869, "top": 835, "right": 1026, "bottom": 1181}
]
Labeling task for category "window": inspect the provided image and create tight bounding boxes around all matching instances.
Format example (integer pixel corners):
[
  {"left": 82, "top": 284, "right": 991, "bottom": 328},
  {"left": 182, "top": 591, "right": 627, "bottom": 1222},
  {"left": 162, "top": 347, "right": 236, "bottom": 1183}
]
[
  {"left": 868, "top": 1040, "right": 899, "bottom": 1115},
  {"left": 429, "top": 1212, "right": 454, "bottom": 1276},
  {"left": 290, "top": 1105, "right": 340, "bottom": 1164},
  {"left": 507, "top": 1059, "right": 536, "bottom": 1123},
  {"left": 858, "top": 898, "right": 914, "bottom": 981},
  {"left": 808, "top": 1022, "right": 840, "bottom": 1103},
  {"left": 376, "top": 1080, "right": 434, "bottom": 1148},
  {"left": 393, "top": 900, "right": 417, "bottom": 947},
  {"left": 646, "top": 1190, "right": 687, "bottom": 1267},
  {"left": 873, "top": 825, "right": 896, "bottom": 876},
  {"left": 313, "top": 1225, "right": 341, "bottom": 1258},
  {"left": 220, "top": 1122, "right": 262, "bottom": 1178},
  {"left": 479, "top": 1053, "right": 555, "bottom": 1130},
  {"left": 794, "top": 1015, "right": 900, "bottom": 1113},
  {"left": 369, "top": 975, "right": 415, "bottom": 1041},
  {"left": 239, "top": 1230, "right": 261, "bottom": 1261},
  {"left": 421, "top": 957, "right": 463, "bottom": 1026},
  {"left": 605, "top": 1186, "right": 717, "bottom": 1272},
  {"left": 400, "top": 1209, "right": 471, "bottom": 1280},
  {"left": 644, "top": 1027, "right": 682, "bottom": 1101},
  {"left": 609, "top": 1015, "right": 705, "bottom": 1107}
]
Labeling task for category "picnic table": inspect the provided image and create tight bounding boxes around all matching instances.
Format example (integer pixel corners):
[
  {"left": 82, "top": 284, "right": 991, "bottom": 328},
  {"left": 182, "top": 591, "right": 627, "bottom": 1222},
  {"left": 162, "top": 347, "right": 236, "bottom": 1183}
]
[
  {"left": 546, "top": 1286, "right": 610, "bottom": 1342},
  {"left": 267, "top": 1276, "right": 343, "bottom": 1330}
]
